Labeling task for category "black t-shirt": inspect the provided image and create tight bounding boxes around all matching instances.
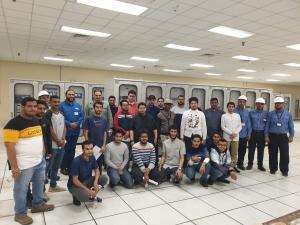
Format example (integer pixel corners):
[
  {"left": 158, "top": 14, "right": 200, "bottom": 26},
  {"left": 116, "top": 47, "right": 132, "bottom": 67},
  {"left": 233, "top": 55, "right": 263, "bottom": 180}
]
[{"left": 131, "top": 113, "right": 157, "bottom": 144}]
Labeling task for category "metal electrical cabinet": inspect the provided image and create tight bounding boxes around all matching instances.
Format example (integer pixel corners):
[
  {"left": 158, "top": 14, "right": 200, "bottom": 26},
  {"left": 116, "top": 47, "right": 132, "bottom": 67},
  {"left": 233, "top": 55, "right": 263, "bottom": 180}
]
[
  {"left": 10, "top": 79, "right": 39, "bottom": 118},
  {"left": 165, "top": 83, "right": 189, "bottom": 105},
  {"left": 245, "top": 89, "right": 258, "bottom": 110},
  {"left": 189, "top": 85, "right": 209, "bottom": 110},
  {"left": 144, "top": 82, "right": 166, "bottom": 102},
  {"left": 64, "top": 83, "right": 89, "bottom": 108},
  {"left": 228, "top": 88, "right": 242, "bottom": 106},
  {"left": 38, "top": 81, "right": 65, "bottom": 98},
  {"left": 209, "top": 87, "right": 227, "bottom": 110},
  {"left": 88, "top": 84, "right": 105, "bottom": 102},
  {"left": 273, "top": 93, "right": 292, "bottom": 112},
  {"left": 260, "top": 90, "right": 273, "bottom": 111}
]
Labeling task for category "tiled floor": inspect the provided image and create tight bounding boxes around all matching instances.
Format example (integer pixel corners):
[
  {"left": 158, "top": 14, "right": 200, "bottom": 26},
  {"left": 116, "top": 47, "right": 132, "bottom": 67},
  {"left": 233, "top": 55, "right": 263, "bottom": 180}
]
[{"left": 1, "top": 123, "right": 300, "bottom": 225}]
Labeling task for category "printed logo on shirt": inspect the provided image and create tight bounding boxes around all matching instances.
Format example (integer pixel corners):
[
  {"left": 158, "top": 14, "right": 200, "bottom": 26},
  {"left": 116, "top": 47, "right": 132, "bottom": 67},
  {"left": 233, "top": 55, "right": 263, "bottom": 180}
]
[{"left": 187, "top": 113, "right": 200, "bottom": 128}]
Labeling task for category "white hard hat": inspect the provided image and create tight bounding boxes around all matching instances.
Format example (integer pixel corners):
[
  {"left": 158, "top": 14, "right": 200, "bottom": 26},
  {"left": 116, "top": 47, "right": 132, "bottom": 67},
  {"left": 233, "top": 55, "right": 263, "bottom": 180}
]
[
  {"left": 38, "top": 90, "right": 50, "bottom": 97},
  {"left": 238, "top": 95, "right": 247, "bottom": 101},
  {"left": 255, "top": 98, "right": 265, "bottom": 104},
  {"left": 274, "top": 96, "right": 284, "bottom": 103}
]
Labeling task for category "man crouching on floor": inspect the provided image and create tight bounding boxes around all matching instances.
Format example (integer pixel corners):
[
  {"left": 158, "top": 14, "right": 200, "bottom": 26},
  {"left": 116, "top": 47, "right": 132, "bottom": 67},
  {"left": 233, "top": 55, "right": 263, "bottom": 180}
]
[{"left": 67, "top": 140, "right": 107, "bottom": 206}]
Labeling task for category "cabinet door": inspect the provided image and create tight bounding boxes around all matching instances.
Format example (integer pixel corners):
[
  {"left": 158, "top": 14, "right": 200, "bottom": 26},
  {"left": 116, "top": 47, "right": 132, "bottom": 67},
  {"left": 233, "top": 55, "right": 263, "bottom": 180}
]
[{"left": 192, "top": 88, "right": 206, "bottom": 110}]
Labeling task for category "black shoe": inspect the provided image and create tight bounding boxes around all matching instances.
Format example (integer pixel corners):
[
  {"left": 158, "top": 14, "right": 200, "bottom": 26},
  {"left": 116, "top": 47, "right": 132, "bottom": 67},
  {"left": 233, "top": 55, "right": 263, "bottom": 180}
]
[
  {"left": 61, "top": 169, "right": 69, "bottom": 176},
  {"left": 208, "top": 178, "right": 214, "bottom": 185},
  {"left": 56, "top": 176, "right": 60, "bottom": 181},
  {"left": 73, "top": 196, "right": 81, "bottom": 206},
  {"left": 246, "top": 165, "right": 252, "bottom": 170},
  {"left": 270, "top": 170, "right": 276, "bottom": 175},
  {"left": 237, "top": 165, "right": 245, "bottom": 170},
  {"left": 200, "top": 180, "right": 208, "bottom": 187},
  {"left": 217, "top": 178, "right": 230, "bottom": 184},
  {"left": 282, "top": 172, "right": 288, "bottom": 177},
  {"left": 44, "top": 179, "right": 49, "bottom": 184},
  {"left": 234, "top": 167, "right": 240, "bottom": 173},
  {"left": 258, "top": 166, "right": 266, "bottom": 172}
]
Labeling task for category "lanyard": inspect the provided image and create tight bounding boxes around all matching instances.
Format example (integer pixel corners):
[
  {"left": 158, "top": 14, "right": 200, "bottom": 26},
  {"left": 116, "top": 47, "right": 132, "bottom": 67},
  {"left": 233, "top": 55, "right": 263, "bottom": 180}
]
[
  {"left": 275, "top": 111, "right": 284, "bottom": 122},
  {"left": 238, "top": 108, "right": 244, "bottom": 123}
]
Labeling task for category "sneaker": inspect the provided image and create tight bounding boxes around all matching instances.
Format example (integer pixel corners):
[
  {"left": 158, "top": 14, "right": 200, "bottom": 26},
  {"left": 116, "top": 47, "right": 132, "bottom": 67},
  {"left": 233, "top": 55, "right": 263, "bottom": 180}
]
[
  {"left": 48, "top": 186, "right": 66, "bottom": 192},
  {"left": 282, "top": 172, "right": 288, "bottom": 177},
  {"left": 31, "top": 203, "right": 54, "bottom": 213},
  {"left": 14, "top": 214, "right": 33, "bottom": 225},
  {"left": 200, "top": 180, "right": 208, "bottom": 187},
  {"left": 73, "top": 196, "right": 81, "bottom": 206},
  {"left": 44, "top": 179, "right": 49, "bottom": 184},
  {"left": 246, "top": 165, "right": 252, "bottom": 170},
  {"left": 234, "top": 167, "right": 240, "bottom": 173},
  {"left": 217, "top": 178, "right": 230, "bottom": 184},
  {"left": 208, "top": 178, "right": 214, "bottom": 185},
  {"left": 270, "top": 170, "right": 276, "bottom": 175},
  {"left": 258, "top": 166, "right": 266, "bottom": 172}
]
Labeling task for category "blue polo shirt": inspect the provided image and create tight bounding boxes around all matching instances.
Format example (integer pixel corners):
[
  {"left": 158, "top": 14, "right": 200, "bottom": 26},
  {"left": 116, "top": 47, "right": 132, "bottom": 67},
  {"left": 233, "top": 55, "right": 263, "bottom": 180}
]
[
  {"left": 264, "top": 109, "right": 294, "bottom": 138},
  {"left": 82, "top": 114, "right": 109, "bottom": 147},
  {"left": 234, "top": 106, "right": 251, "bottom": 138},
  {"left": 67, "top": 154, "right": 98, "bottom": 188},
  {"left": 249, "top": 110, "right": 268, "bottom": 131}
]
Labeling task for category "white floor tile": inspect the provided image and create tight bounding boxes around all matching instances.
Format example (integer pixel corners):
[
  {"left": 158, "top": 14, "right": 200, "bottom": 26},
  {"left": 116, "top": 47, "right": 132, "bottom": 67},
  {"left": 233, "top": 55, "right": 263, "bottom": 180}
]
[
  {"left": 267, "top": 180, "right": 300, "bottom": 193},
  {"left": 211, "top": 181, "right": 241, "bottom": 191},
  {"left": 246, "top": 183, "right": 291, "bottom": 198},
  {"left": 225, "top": 206, "right": 273, "bottom": 225},
  {"left": 0, "top": 187, "right": 13, "bottom": 201},
  {"left": 0, "top": 199, "right": 14, "bottom": 217},
  {"left": 121, "top": 191, "right": 164, "bottom": 210},
  {"left": 151, "top": 186, "right": 193, "bottom": 203},
  {"left": 136, "top": 204, "right": 188, "bottom": 225},
  {"left": 87, "top": 196, "right": 132, "bottom": 219},
  {"left": 180, "top": 183, "right": 219, "bottom": 197},
  {"left": 193, "top": 213, "right": 241, "bottom": 225},
  {"left": 243, "top": 172, "right": 279, "bottom": 183},
  {"left": 200, "top": 192, "right": 246, "bottom": 211},
  {"left": 44, "top": 204, "right": 93, "bottom": 225},
  {"left": 113, "top": 185, "right": 146, "bottom": 196},
  {"left": 70, "top": 220, "right": 96, "bottom": 225},
  {"left": 170, "top": 198, "right": 220, "bottom": 220},
  {"left": 225, "top": 187, "right": 269, "bottom": 204},
  {"left": 0, "top": 212, "right": 45, "bottom": 225},
  {"left": 231, "top": 175, "right": 261, "bottom": 186},
  {"left": 277, "top": 194, "right": 300, "bottom": 208},
  {"left": 95, "top": 212, "right": 145, "bottom": 225},
  {"left": 252, "top": 199, "right": 295, "bottom": 217}
]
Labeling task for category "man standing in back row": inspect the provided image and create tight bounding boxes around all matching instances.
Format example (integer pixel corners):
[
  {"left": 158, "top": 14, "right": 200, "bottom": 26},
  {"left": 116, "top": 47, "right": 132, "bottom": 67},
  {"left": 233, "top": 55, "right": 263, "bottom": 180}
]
[
  {"left": 59, "top": 89, "right": 83, "bottom": 175},
  {"left": 248, "top": 98, "right": 268, "bottom": 171},
  {"left": 171, "top": 95, "right": 187, "bottom": 137},
  {"left": 234, "top": 95, "right": 251, "bottom": 171},
  {"left": 265, "top": 97, "right": 294, "bottom": 176}
]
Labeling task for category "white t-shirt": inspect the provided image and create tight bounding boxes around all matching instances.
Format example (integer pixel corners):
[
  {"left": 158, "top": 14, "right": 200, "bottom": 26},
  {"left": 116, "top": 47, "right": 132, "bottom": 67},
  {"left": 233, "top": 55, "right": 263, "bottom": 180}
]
[{"left": 51, "top": 112, "right": 65, "bottom": 148}]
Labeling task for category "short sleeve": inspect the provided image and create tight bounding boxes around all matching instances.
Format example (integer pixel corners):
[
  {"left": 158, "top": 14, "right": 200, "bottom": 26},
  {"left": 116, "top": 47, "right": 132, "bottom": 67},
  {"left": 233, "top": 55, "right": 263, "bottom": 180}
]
[
  {"left": 69, "top": 160, "right": 79, "bottom": 177},
  {"left": 82, "top": 117, "right": 89, "bottom": 130},
  {"left": 179, "top": 141, "right": 186, "bottom": 155},
  {"left": 3, "top": 119, "right": 20, "bottom": 143},
  {"left": 92, "top": 156, "right": 99, "bottom": 170}
]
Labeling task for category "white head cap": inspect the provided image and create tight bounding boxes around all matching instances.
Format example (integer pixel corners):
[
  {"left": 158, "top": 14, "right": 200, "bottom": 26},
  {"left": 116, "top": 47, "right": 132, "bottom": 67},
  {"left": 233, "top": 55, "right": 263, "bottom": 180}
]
[
  {"left": 38, "top": 90, "right": 50, "bottom": 97},
  {"left": 274, "top": 96, "right": 284, "bottom": 103},
  {"left": 164, "top": 99, "right": 173, "bottom": 104},
  {"left": 238, "top": 95, "right": 247, "bottom": 101},
  {"left": 255, "top": 98, "right": 265, "bottom": 104}
]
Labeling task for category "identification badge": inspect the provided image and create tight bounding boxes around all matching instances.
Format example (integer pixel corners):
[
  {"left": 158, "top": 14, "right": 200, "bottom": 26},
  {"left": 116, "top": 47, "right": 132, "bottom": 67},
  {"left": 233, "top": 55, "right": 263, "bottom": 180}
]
[
  {"left": 74, "top": 112, "right": 79, "bottom": 116},
  {"left": 242, "top": 123, "right": 246, "bottom": 126},
  {"left": 263, "top": 119, "right": 267, "bottom": 122},
  {"left": 276, "top": 122, "right": 282, "bottom": 127}
]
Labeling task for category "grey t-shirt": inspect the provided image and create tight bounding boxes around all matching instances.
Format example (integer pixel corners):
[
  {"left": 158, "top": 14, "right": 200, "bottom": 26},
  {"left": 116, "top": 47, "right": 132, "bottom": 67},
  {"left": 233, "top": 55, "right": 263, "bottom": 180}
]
[
  {"left": 105, "top": 142, "right": 129, "bottom": 169},
  {"left": 162, "top": 138, "right": 186, "bottom": 168},
  {"left": 51, "top": 112, "right": 65, "bottom": 148}
]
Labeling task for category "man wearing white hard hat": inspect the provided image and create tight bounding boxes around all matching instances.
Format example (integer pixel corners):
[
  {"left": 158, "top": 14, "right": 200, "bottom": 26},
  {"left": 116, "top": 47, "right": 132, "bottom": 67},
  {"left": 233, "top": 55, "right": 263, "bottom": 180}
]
[
  {"left": 234, "top": 95, "right": 251, "bottom": 172},
  {"left": 248, "top": 98, "right": 268, "bottom": 171},
  {"left": 38, "top": 90, "right": 50, "bottom": 109},
  {"left": 265, "top": 96, "right": 294, "bottom": 176}
]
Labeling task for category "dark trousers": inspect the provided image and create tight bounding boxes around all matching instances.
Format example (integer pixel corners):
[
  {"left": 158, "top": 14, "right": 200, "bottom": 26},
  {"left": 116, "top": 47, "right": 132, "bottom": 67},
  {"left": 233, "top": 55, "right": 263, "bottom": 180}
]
[
  {"left": 237, "top": 137, "right": 248, "bottom": 167},
  {"left": 248, "top": 131, "right": 265, "bottom": 167},
  {"left": 131, "top": 165, "right": 166, "bottom": 185},
  {"left": 61, "top": 135, "right": 79, "bottom": 171},
  {"left": 268, "top": 133, "right": 289, "bottom": 173},
  {"left": 184, "top": 136, "right": 192, "bottom": 153}
]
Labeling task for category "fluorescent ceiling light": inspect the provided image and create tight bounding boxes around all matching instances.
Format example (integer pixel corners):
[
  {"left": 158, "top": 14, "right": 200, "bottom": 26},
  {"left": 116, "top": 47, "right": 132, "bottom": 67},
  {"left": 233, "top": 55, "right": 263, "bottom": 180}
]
[
  {"left": 237, "top": 69, "right": 256, "bottom": 73},
  {"left": 208, "top": 26, "right": 254, "bottom": 38},
  {"left": 267, "top": 79, "right": 280, "bottom": 82},
  {"left": 130, "top": 56, "right": 159, "bottom": 62},
  {"left": 190, "top": 63, "right": 214, "bottom": 68},
  {"left": 43, "top": 56, "right": 73, "bottom": 62},
  {"left": 287, "top": 44, "right": 300, "bottom": 50},
  {"left": 163, "top": 69, "right": 182, "bottom": 73},
  {"left": 164, "top": 43, "right": 200, "bottom": 51},
  {"left": 61, "top": 26, "right": 111, "bottom": 37},
  {"left": 236, "top": 76, "right": 253, "bottom": 80},
  {"left": 284, "top": 63, "right": 300, "bottom": 67},
  {"left": 110, "top": 63, "right": 134, "bottom": 68},
  {"left": 232, "top": 55, "right": 259, "bottom": 61},
  {"left": 204, "top": 72, "right": 221, "bottom": 76},
  {"left": 77, "top": 0, "right": 148, "bottom": 16},
  {"left": 272, "top": 73, "right": 291, "bottom": 77}
]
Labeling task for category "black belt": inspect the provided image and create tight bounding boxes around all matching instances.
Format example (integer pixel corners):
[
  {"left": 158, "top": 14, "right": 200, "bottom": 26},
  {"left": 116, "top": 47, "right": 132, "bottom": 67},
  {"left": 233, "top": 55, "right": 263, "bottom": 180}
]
[{"left": 269, "top": 133, "right": 287, "bottom": 136}]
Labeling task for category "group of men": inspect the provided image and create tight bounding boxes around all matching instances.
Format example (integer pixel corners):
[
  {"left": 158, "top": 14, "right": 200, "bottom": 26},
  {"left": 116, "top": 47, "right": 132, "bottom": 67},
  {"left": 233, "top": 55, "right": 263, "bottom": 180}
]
[{"left": 3, "top": 88, "right": 295, "bottom": 225}]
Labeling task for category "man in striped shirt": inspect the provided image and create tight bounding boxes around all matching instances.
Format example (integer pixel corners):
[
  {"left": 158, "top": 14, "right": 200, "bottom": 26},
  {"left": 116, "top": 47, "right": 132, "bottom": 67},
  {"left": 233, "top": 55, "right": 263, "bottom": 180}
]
[{"left": 131, "top": 130, "right": 163, "bottom": 185}]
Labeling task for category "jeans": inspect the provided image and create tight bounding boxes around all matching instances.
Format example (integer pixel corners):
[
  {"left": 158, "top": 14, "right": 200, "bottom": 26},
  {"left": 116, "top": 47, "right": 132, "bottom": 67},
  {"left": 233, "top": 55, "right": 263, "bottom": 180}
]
[
  {"left": 210, "top": 164, "right": 229, "bottom": 181},
  {"left": 50, "top": 148, "right": 65, "bottom": 188},
  {"left": 107, "top": 167, "right": 133, "bottom": 189},
  {"left": 185, "top": 162, "right": 211, "bottom": 181},
  {"left": 131, "top": 165, "right": 165, "bottom": 185},
  {"left": 61, "top": 135, "right": 79, "bottom": 171},
  {"left": 14, "top": 159, "right": 46, "bottom": 214}
]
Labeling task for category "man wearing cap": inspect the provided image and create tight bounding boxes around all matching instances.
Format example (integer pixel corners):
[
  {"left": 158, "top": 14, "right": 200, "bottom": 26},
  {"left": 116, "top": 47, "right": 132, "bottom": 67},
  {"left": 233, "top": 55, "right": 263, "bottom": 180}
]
[
  {"left": 146, "top": 95, "right": 160, "bottom": 121},
  {"left": 234, "top": 95, "right": 251, "bottom": 171},
  {"left": 38, "top": 90, "right": 50, "bottom": 109},
  {"left": 248, "top": 98, "right": 268, "bottom": 171},
  {"left": 157, "top": 99, "right": 175, "bottom": 145},
  {"left": 265, "top": 97, "right": 294, "bottom": 176}
]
